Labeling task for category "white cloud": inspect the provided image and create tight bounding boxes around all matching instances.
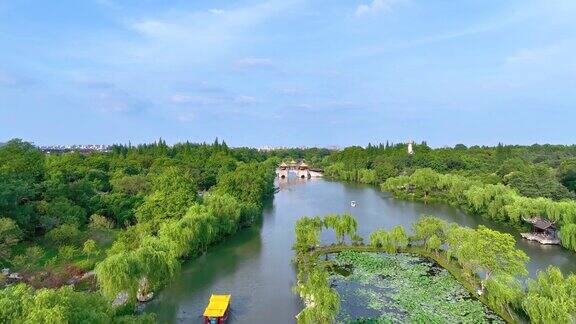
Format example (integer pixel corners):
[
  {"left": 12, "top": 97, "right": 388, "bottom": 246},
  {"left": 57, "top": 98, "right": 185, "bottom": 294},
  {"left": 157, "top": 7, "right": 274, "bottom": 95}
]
[
  {"left": 355, "top": 0, "right": 406, "bottom": 17},
  {"left": 234, "top": 58, "right": 274, "bottom": 69},
  {"left": 170, "top": 94, "right": 194, "bottom": 104},
  {"left": 177, "top": 111, "right": 195, "bottom": 122},
  {"left": 94, "top": 0, "right": 119, "bottom": 9},
  {"left": 279, "top": 87, "right": 309, "bottom": 96},
  {"left": 208, "top": 8, "right": 224, "bottom": 15},
  {"left": 235, "top": 95, "right": 258, "bottom": 105},
  {"left": 506, "top": 46, "right": 560, "bottom": 64},
  {"left": 0, "top": 70, "right": 36, "bottom": 87},
  {"left": 170, "top": 94, "right": 259, "bottom": 106}
]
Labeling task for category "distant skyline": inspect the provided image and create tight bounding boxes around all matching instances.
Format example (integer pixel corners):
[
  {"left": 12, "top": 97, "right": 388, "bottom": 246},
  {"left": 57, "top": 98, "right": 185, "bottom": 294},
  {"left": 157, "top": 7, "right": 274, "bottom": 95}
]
[{"left": 1, "top": 0, "right": 576, "bottom": 147}]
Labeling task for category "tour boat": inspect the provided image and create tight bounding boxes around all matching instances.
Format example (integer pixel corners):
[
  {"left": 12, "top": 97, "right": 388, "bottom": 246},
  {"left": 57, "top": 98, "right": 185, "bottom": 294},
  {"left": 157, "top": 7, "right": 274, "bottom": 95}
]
[
  {"left": 350, "top": 200, "right": 357, "bottom": 207},
  {"left": 203, "top": 294, "right": 231, "bottom": 324}
]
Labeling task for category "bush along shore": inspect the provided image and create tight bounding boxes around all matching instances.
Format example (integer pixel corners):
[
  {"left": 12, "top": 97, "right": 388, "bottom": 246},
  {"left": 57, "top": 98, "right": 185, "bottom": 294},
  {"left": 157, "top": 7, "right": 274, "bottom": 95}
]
[
  {"left": 381, "top": 168, "right": 576, "bottom": 252},
  {"left": 293, "top": 214, "right": 576, "bottom": 324}
]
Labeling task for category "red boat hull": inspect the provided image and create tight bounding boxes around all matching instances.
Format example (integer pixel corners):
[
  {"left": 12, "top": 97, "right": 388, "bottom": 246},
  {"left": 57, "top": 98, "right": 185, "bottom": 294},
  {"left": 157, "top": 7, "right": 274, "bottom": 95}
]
[{"left": 203, "top": 308, "right": 229, "bottom": 324}]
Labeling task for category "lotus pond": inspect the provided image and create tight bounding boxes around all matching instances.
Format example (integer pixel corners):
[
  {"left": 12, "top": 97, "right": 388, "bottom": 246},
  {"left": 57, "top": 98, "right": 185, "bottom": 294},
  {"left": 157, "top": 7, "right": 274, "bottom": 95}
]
[{"left": 328, "top": 251, "right": 504, "bottom": 323}]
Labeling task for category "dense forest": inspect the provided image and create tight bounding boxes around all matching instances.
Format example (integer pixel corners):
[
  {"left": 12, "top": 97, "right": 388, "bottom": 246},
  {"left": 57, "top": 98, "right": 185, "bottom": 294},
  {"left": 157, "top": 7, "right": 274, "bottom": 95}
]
[{"left": 0, "top": 139, "right": 275, "bottom": 322}]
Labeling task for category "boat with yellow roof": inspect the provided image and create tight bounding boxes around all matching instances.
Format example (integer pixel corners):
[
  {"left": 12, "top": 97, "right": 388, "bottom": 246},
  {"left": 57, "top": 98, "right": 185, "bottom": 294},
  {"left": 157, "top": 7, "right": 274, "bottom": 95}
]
[{"left": 203, "top": 294, "right": 231, "bottom": 324}]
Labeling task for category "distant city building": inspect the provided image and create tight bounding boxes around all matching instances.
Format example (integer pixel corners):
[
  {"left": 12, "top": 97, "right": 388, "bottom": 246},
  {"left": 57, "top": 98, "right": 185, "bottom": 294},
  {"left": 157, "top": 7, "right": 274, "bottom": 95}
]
[
  {"left": 258, "top": 145, "right": 340, "bottom": 151},
  {"left": 39, "top": 144, "right": 112, "bottom": 154}
]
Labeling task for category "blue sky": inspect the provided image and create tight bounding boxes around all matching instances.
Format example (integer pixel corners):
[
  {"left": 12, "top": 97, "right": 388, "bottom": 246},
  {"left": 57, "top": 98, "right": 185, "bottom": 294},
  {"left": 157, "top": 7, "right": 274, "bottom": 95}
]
[{"left": 1, "top": 0, "right": 575, "bottom": 147}]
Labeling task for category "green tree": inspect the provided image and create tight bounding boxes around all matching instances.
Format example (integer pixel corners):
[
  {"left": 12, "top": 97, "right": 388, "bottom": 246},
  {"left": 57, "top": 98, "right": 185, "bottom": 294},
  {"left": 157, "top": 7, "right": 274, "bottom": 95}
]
[
  {"left": 522, "top": 266, "right": 576, "bottom": 324},
  {"left": 295, "top": 269, "right": 340, "bottom": 324},
  {"left": 425, "top": 234, "right": 442, "bottom": 254},
  {"left": 135, "top": 167, "right": 198, "bottom": 224},
  {"left": 560, "top": 224, "right": 576, "bottom": 252},
  {"left": 12, "top": 246, "right": 44, "bottom": 271},
  {"left": 412, "top": 216, "right": 445, "bottom": 242},
  {"left": 322, "top": 213, "right": 357, "bottom": 245},
  {"left": 88, "top": 214, "right": 115, "bottom": 229},
  {"left": 504, "top": 165, "right": 575, "bottom": 200},
  {"left": 294, "top": 217, "right": 323, "bottom": 252},
  {"left": 389, "top": 225, "right": 409, "bottom": 250},
  {"left": 374, "top": 162, "right": 398, "bottom": 183},
  {"left": 458, "top": 226, "right": 529, "bottom": 291},
  {"left": 558, "top": 158, "right": 576, "bottom": 192},
  {"left": 410, "top": 168, "right": 440, "bottom": 201},
  {"left": 83, "top": 239, "right": 98, "bottom": 258},
  {"left": 484, "top": 275, "right": 523, "bottom": 319},
  {"left": 41, "top": 198, "right": 87, "bottom": 230},
  {"left": 0, "top": 217, "right": 22, "bottom": 262},
  {"left": 57, "top": 245, "right": 78, "bottom": 261},
  {"left": 46, "top": 224, "right": 81, "bottom": 247}
]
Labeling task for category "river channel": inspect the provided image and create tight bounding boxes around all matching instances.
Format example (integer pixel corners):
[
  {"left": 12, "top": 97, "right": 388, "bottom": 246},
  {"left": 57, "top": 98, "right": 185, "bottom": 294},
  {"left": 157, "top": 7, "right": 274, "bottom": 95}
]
[{"left": 144, "top": 178, "right": 576, "bottom": 323}]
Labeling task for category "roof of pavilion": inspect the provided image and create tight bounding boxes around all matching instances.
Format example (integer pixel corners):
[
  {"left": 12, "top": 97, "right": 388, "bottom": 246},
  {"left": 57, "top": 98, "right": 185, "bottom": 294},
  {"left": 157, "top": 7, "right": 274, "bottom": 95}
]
[{"left": 524, "top": 217, "right": 556, "bottom": 230}]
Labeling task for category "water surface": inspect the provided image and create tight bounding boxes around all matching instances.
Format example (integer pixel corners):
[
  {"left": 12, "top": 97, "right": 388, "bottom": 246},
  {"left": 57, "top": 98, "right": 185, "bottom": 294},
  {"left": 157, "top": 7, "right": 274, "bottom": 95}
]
[{"left": 144, "top": 178, "right": 576, "bottom": 323}]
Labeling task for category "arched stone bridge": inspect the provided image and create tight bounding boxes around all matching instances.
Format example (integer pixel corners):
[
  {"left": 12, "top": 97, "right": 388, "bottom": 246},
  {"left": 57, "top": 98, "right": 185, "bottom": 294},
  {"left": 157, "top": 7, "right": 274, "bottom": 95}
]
[{"left": 276, "top": 160, "right": 323, "bottom": 179}]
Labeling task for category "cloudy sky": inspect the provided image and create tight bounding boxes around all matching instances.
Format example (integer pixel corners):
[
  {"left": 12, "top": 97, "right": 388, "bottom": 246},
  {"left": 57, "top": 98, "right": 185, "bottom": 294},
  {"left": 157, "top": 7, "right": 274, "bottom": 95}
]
[{"left": 1, "top": 0, "right": 575, "bottom": 147}]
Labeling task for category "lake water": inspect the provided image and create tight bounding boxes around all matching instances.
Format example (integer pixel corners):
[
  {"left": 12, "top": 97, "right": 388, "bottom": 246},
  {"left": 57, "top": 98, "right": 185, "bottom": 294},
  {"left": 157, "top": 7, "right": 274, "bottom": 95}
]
[{"left": 144, "top": 178, "right": 576, "bottom": 323}]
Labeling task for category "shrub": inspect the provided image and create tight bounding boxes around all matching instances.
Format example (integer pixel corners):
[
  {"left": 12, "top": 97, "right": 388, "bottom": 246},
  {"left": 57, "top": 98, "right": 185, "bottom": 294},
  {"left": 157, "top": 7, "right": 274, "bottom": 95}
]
[
  {"left": 46, "top": 224, "right": 81, "bottom": 246},
  {"left": 82, "top": 239, "right": 98, "bottom": 257},
  {"left": 0, "top": 218, "right": 22, "bottom": 261},
  {"left": 57, "top": 245, "right": 78, "bottom": 261},
  {"left": 88, "top": 214, "right": 114, "bottom": 230},
  {"left": 75, "top": 259, "right": 96, "bottom": 271},
  {"left": 11, "top": 246, "right": 44, "bottom": 271}
]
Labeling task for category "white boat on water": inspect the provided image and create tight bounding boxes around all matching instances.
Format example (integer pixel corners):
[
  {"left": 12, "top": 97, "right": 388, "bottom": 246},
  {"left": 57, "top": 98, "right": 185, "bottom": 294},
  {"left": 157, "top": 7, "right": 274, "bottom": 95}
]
[{"left": 350, "top": 201, "right": 356, "bottom": 207}]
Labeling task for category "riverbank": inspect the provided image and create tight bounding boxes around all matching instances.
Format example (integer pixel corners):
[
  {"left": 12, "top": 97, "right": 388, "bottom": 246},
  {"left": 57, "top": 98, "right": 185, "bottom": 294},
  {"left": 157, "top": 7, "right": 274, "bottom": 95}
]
[{"left": 141, "top": 178, "right": 576, "bottom": 323}]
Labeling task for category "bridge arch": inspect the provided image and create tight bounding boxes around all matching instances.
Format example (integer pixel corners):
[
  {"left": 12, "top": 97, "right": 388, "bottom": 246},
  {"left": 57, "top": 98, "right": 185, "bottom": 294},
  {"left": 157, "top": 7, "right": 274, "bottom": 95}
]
[{"left": 276, "top": 160, "right": 322, "bottom": 179}]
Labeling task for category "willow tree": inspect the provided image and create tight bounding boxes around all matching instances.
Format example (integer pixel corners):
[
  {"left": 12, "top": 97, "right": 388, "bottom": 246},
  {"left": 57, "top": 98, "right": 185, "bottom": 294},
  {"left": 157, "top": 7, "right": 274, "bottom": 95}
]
[
  {"left": 522, "top": 266, "right": 576, "bottom": 323},
  {"left": 134, "top": 236, "right": 180, "bottom": 293},
  {"left": 445, "top": 224, "right": 475, "bottom": 261},
  {"left": 339, "top": 213, "right": 358, "bottom": 244},
  {"left": 425, "top": 234, "right": 441, "bottom": 254},
  {"left": 458, "top": 226, "right": 528, "bottom": 292},
  {"left": 96, "top": 236, "right": 179, "bottom": 302},
  {"left": 204, "top": 192, "right": 242, "bottom": 236},
  {"left": 412, "top": 216, "right": 445, "bottom": 242},
  {"left": 389, "top": 225, "right": 409, "bottom": 250},
  {"left": 369, "top": 229, "right": 394, "bottom": 253},
  {"left": 295, "top": 269, "right": 340, "bottom": 324},
  {"left": 95, "top": 252, "right": 141, "bottom": 300},
  {"left": 463, "top": 184, "right": 516, "bottom": 222},
  {"left": 409, "top": 168, "right": 440, "bottom": 201},
  {"left": 560, "top": 223, "right": 576, "bottom": 252},
  {"left": 322, "top": 213, "right": 357, "bottom": 245},
  {"left": 294, "top": 216, "right": 323, "bottom": 252},
  {"left": 484, "top": 275, "right": 523, "bottom": 319}
]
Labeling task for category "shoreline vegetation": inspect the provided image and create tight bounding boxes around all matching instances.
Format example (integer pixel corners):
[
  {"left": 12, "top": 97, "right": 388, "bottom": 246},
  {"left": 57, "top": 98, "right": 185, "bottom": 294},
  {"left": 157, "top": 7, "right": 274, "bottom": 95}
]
[
  {"left": 322, "top": 143, "right": 576, "bottom": 253},
  {"left": 3, "top": 139, "right": 576, "bottom": 322},
  {"left": 0, "top": 139, "right": 276, "bottom": 322},
  {"left": 381, "top": 168, "right": 576, "bottom": 252},
  {"left": 293, "top": 214, "right": 576, "bottom": 324}
]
